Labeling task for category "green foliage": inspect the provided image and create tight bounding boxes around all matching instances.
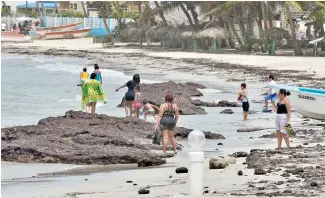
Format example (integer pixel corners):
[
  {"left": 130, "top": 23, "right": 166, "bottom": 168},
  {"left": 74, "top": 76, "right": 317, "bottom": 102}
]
[
  {"left": 27, "top": 10, "right": 38, "bottom": 18},
  {"left": 61, "top": 9, "right": 84, "bottom": 18},
  {"left": 1, "top": 7, "right": 13, "bottom": 17}
]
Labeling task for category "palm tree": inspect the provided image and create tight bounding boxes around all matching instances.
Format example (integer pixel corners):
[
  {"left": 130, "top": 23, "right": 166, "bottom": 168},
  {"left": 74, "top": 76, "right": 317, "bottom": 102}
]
[
  {"left": 154, "top": 1, "right": 168, "bottom": 26},
  {"left": 2, "top": 1, "right": 12, "bottom": 17},
  {"left": 81, "top": 1, "right": 88, "bottom": 18}
]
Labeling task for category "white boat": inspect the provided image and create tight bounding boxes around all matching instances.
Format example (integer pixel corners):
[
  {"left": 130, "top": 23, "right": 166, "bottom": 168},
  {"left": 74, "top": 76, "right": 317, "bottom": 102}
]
[
  {"left": 39, "top": 28, "right": 91, "bottom": 40},
  {"left": 271, "top": 84, "right": 325, "bottom": 120},
  {"left": 33, "top": 22, "right": 83, "bottom": 33}
]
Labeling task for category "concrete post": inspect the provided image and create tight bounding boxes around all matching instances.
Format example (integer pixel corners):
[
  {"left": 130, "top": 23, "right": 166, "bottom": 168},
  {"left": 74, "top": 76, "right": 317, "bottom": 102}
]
[{"left": 188, "top": 151, "right": 204, "bottom": 197}]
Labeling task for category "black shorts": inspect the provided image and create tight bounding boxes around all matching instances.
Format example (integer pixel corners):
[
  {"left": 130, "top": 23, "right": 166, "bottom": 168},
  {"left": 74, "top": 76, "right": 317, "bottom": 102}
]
[{"left": 242, "top": 102, "right": 249, "bottom": 112}]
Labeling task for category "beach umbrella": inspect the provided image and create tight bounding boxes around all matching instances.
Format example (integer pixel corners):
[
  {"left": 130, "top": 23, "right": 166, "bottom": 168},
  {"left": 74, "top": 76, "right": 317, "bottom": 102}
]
[
  {"left": 263, "top": 27, "right": 291, "bottom": 39},
  {"left": 196, "top": 27, "right": 229, "bottom": 53},
  {"left": 121, "top": 25, "right": 149, "bottom": 48}
]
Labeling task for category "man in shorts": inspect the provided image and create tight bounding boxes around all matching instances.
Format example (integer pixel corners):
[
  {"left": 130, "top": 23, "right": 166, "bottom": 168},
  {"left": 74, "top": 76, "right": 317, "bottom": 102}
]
[{"left": 264, "top": 75, "right": 277, "bottom": 112}]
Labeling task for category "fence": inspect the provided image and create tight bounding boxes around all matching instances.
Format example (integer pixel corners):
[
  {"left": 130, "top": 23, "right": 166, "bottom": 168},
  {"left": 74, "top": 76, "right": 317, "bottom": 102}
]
[{"left": 44, "top": 16, "right": 121, "bottom": 32}]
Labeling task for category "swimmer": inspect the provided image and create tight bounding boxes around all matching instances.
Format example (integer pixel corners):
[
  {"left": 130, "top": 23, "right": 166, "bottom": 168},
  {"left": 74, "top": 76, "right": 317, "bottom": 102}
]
[
  {"left": 93, "top": 64, "right": 102, "bottom": 84},
  {"left": 143, "top": 99, "right": 159, "bottom": 121}
]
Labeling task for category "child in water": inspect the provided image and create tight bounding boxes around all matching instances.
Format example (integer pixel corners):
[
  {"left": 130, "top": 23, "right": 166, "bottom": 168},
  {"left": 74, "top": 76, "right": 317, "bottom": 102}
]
[
  {"left": 143, "top": 99, "right": 159, "bottom": 121},
  {"left": 133, "top": 85, "right": 142, "bottom": 118},
  {"left": 78, "top": 68, "right": 89, "bottom": 86}
]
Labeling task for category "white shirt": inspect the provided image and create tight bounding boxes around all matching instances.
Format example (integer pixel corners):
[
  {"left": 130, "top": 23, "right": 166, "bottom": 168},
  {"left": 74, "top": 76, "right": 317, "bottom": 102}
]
[
  {"left": 268, "top": 80, "right": 276, "bottom": 94},
  {"left": 1, "top": 23, "right": 6, "bottom": 30}
]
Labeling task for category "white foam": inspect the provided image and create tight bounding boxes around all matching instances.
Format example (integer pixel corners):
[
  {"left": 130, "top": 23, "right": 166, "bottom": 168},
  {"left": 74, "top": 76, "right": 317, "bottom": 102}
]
[{"left": 199, "top": 89, "right": 223, "bottom": 94}]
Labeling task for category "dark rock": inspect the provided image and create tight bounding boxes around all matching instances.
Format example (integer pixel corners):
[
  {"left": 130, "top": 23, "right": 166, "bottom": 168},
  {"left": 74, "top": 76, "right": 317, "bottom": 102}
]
[
  {"left": 137, "top": 157, "right": 166, "bottom": 167},
  {"left": 231, "top": 151, "right": 249, "bottom": 158},
  {"left": 215, "top": 100, "right": 239, "bottom": 107},
  {"left": 217, "top": 143, "right": 223, "bottom": 145},
  {"left": 137, "top": 81, "right": 207, "bottom": 115},
  {"left": 237, "top": 170, "right": 243, "bottom": 176},
  {"left": 175, "top": 167, "right": 188, "bottom": 174},
  {"left": 311, "top": 182, "right": 318, "bottom": 187},
  {"left": 259, "top": 133, "right": 277, "bottom": 138},
  {"left": 287, "top": 179, "right": 300, "bottom": 183},
  {"left": 169, "top": 175, "right": 172, "bottom": 178},
  {"left": 303, "top": 142, "right": 309, "bottom": 145},
  {"left": 276, "top": 181, "right": 285, "bottom": 185},
  {"left": 249, "top": 184, "right": 255, "bottom": 188},
  {"left": 257, "top": 187, "right": 265, "bottom": 190},
  {"left": 85, "top": 179, "right": 88, "bottom": 181},
  {"left": 133, "top": 183, "right": 138, "bottom": 186},
  {"left": 203, "top": 190, "right": 209, "bottom": 194},
  {"left": 209, "top": 157, "right": 229, "bottom": 169},
  {"left": 174, "top": 129, "right": 225, "bottom": 140},
  {"left": 1, "top": 111, "right": 186, "bottom": 165},
  {"left": 283, "top": 189, "right": 292, "bottom": 194},
  {"left": 126, "top": 181, "right": 133, "bottom": 183},
  {"left": 220, "top": 109, "right": 234, "bottom": 114},
  {"left": 138, "top": 189, "right": 150, "bottom": 194},
  {"left": 259, "top": 180, "right": 268, "bottom": 183},
  {"left": 281, "top": 173, "right": 290, "bottom": 177},
  {"left": 237, "top": 127, "right": 268, "bottom": 132},
  {"left": 254, "top": 168, "right": 266, "bottom": 175}
]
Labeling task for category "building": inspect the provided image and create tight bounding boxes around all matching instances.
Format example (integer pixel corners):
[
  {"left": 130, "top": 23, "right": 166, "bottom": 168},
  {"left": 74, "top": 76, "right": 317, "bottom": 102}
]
[
  {"left": 16, "top": 1, "right": 59, "bottom": 16},
  {"left": 59, "top": 1, "right": 85, "bottom": 14}
]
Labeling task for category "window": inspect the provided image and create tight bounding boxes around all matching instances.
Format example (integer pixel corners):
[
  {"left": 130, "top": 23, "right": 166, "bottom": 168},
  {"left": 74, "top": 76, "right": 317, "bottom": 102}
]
[{"left": 74, "top": 3, "right": 77, "bottom": 10}]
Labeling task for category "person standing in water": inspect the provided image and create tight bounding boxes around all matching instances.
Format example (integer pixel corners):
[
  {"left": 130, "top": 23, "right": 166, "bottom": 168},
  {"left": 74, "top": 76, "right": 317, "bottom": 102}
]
[
  {"left": 81, "top": 73, "right": 107, "bottom": 114},
  {"left": 79, "top": 68, "right": 89, "bottom": 86},
  {"left": 133, "top": 85, "right": 142, "bottom": 118},
  {"left": 271, "top": 89, "right": 291, "bottom": 149},
  {"left": 264, "top": 75, "right": 277, "bottom": 112},
  {"left": 156, "top": 92, "right": 179, "bottom": 155},
  {"left": 238, "top": 83, "right": 249, "bottom": 120},
  {"left": 116, "top": 74, "right": 140, "bottom": 117},
  {"left": 143, "top": 99, "right": 158, "bottom": 121},
  {"left": 93, "top": 64, "right": 102, "bottom": 84}
]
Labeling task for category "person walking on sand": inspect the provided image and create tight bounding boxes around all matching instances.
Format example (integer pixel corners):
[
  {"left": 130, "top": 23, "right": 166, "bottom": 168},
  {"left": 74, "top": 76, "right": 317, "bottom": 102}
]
[
  {"left": 238, "top": 83, "right": 249, "bottom": 121},
  {"left": 93, "top": 64, "right": 102, "bottom": 84},
  {"left": 143, "top": 99, "right": 159, "bottom": 121},
  {"left": 116, "top": 74, "right": 141, "bottom": 117},
  {"left": 1, "top": 22, "right": 7, "bottom": 31},
  {"left": 133, "top": 85, "right": 142, "bottom": 118},
  {"left": 81, "top": 73, "right": 107, "bottom": 114},
  {"left": 271, "top": 89, "right": 291, "bottom": 149},
  {"left": 264, "top": 75, "right": 277, "bottom": 112},
  {"left": 156, "top": 92, "right": 179, "bottom": 155}
]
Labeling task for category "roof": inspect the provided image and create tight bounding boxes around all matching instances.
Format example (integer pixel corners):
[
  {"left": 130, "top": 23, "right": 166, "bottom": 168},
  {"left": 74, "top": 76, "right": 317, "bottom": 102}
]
[{"left": 17, "top": 2, "right": 59, "bottom": 9}]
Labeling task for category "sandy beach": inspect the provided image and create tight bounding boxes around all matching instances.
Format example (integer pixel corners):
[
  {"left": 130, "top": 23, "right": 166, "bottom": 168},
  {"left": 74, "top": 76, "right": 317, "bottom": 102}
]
[{"left": 2, "top": 38, "right": 325, "bottom": 198}]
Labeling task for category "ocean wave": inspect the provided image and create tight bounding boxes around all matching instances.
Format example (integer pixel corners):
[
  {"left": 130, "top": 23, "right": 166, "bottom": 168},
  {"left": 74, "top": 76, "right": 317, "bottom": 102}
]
[{"left": 198, "top": 89, "right": 223, "bottom": 94}]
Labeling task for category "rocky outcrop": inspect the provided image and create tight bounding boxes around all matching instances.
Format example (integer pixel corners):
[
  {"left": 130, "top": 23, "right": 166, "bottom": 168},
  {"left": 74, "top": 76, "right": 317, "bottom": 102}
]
[
  {"left": 174, "top": 129, "right": 225, "bottom": 140},
  {"left": 220, "top": 109, "right": 234, "bottom": 114},
  {"left": 1, "top": 111, "right": 221, "bottom": 166},
  {"left": 117, "top": 81, "right": 239, "bottom": 115}
]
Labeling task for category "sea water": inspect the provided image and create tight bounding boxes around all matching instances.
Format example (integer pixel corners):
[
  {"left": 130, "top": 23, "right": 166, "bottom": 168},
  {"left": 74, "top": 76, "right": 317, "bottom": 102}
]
[{"left": 1, "top": 54, "right": 303, "bottom": 198}]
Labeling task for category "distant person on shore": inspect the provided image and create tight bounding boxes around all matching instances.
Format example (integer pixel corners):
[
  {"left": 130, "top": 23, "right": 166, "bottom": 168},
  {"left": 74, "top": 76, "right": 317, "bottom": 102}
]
[
  {"left": 116, "top": 74, "right": 141, "bottom": 117},
  {"left": 156, "top": 92, "right": 179, "bottom": 155},
  {"left": 81, "top": 73, "right": 107, "bottom": 114},
  {"left": 238, "top": 83, "right": 249, "bottom": 120},
  {"left": 133, "top": 85, "right": 142, "bottom": 118},
  {"left": 93, "top": 64, "right": 102, "bottom": 84},
  {"left": 264, "top": 75, "right": 277, "bottom": 112},
  {"left": 271, "top": 89, "right": 291, "bottom": 149},
  {"left": 78, "top": 67, "right": 89, "bottom": 86},
  {"left": 143, "top": 99, "right": 158, "bottom": 121}
]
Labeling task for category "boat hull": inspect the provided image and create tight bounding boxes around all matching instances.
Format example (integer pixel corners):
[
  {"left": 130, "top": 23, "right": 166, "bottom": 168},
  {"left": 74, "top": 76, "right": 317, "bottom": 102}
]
[
  {"left": 272, "top": 85, "right": 325, "bottom": 120},
  {"left": 41, "top": 28, "right": 91, "bottom": 40},
  {"left": 34, "top": 22, "right": 82, "bottom": 33}
]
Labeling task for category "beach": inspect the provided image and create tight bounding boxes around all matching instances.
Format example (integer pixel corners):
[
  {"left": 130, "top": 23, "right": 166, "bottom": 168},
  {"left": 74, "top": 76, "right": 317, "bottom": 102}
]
[{"left": 1, "top": 38, "right": 325, "bottom": 198}]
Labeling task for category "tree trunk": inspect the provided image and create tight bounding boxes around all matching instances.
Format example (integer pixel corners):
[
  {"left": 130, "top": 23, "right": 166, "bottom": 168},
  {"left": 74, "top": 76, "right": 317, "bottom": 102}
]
[
  {"left": 2, "top": 1, "right": 12, "bottom": 17},
  {"left": 55, "top": 2, "right": 60, "bottom": 17},
  {"left": 137, "top": 1, "right": 142, "bottom": 14},
  {"left": 102, "top": 2, "right": 112, "bottom": 41},
  {"left": 81, "top": 1, "right": 88, "bottom": 18},
  {"left": 267, "top": 1, "right": 273, "bottom": 28},
  {"left": 41, "top": 1, "right": 45, "bottom": 27},
  {"left": 228, "top": 17, "right": 243, "bottom": 47},
  {"left": 320, "top": 26, "right": 325, "bottom": 51},
  {"left": 218, "top": 16, "right": 228, "bottom": 48},
  {"left": 25, "top": 1, "right": 28, "bottom": 17},
  {"left": 36, "top": 1, "right": 40, "bottom": 17},
  {"left": 287, "top": 7, "right": 303, "bottom": 56},
  {"left": 224, "top": 19, "right": 235, "bottom": 48},
  {"left": 154, "top": 1, "right": 168, "bottom": 26},
  {"left": 189, "top": 9, "right": 199, "bottom": 29},
  {"left": 255, "top": 14, "right": 267, "bottom": 53},
  {"left": 233, "top": 4, "right": 247, "bottom": 48},
  {"left": 260, "top": 1, "right": 267, "bottom": 29},
  {"left": 179, "top": 3, "right": 194, "bottom": 28}
]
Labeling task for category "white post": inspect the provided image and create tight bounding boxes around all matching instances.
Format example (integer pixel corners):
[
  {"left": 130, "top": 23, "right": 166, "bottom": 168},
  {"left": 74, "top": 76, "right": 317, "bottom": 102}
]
[
  {"left": 188, "top": 151, "right": 204, "bottom": 196},
  {"left": 187, "top": 130, "right": 206, "bottom": 197}
]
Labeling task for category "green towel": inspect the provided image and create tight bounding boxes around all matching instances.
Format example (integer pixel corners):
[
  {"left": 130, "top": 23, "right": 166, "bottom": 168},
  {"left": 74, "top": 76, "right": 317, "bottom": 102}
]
[
  {"left": 285, "top": 124, "right": 296, "bottom": 137},
  {"left": 81, "top": 79, "right": 107, "bottom": 109}
]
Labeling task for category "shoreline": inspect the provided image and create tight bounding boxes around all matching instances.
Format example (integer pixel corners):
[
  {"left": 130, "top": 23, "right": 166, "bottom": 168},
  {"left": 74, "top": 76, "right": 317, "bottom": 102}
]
[{"left": 2, "top": 39, "right": 325, "bottom": 197}]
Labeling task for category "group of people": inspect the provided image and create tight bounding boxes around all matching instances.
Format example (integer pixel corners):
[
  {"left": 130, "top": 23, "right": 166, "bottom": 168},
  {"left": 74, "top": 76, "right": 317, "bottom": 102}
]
[
  {"left": 237, "top": 75, "right": 292, "bottom": 149},
  {"left": 80, "top": 67, "right": 291, "bottom": 152}
]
